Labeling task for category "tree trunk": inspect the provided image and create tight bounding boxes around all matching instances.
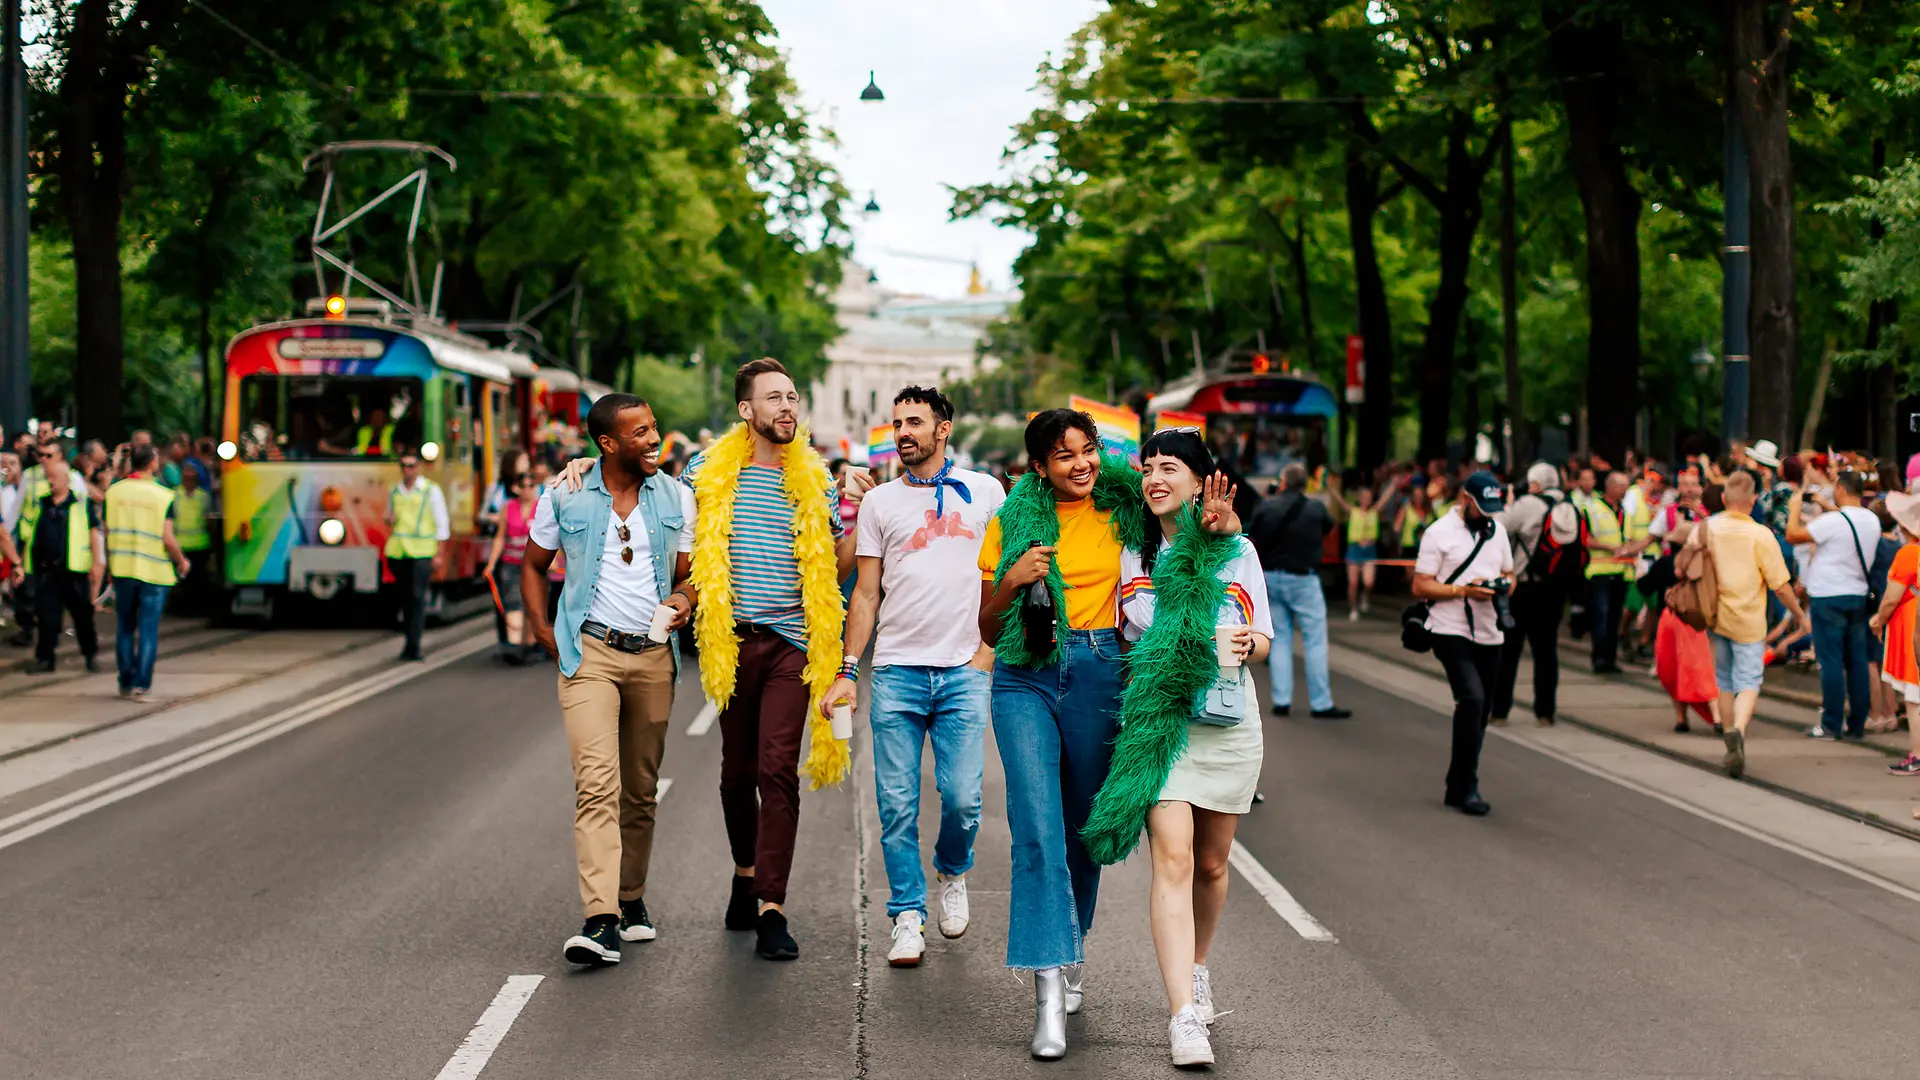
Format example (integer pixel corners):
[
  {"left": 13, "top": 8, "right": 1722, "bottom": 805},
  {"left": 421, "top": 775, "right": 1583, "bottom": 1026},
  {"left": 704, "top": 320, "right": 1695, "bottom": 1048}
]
[
  {"left": 1498, "top": 109, "right": 1528, "bottom": 467},
  {"left": 1550, "top": 2, "right": 1643, "bottom": 466},
  {"left": 1412, "top": 113, "right": 1497, "bottom": 464},
  {"left": 1865, "top": 138, "right": 1896, "bottom": 458},
  {"left": 1287, "top": 211, "right": 1317, "bottom": 375},
  {"left": 1729, "top": 0, "right": 1797, "bottom": 446},
  {"left": 1345, "top": 146, "right": 1396, "bottom": 470}
]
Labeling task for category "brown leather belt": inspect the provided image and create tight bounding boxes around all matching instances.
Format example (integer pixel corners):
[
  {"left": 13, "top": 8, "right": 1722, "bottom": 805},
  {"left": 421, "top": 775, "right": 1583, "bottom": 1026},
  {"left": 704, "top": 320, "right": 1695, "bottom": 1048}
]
[{"left": 581, "top": 620, "right": 664, "bottom": 653}]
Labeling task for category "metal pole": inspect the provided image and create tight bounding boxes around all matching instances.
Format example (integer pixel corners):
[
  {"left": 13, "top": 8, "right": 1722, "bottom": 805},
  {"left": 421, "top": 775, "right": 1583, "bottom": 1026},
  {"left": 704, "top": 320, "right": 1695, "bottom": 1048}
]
[
  {"left": 1721, "top": 82, "right": 1751, "bottom": 449},
  {"left": 0, "top": 0, "right": 30, "bottom": 437}
]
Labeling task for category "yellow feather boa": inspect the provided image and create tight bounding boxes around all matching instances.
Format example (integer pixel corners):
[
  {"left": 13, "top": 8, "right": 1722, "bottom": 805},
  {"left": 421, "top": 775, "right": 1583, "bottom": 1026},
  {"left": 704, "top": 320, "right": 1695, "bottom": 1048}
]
[{"left": 690, "top": 423, "right": 849, "bottom": 790}]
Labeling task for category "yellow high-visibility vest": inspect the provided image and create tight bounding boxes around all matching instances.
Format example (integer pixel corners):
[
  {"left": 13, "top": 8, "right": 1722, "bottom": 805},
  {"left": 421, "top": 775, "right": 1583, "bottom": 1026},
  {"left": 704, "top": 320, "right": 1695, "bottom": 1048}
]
[
  {"left": 1399, "top": 507, "right": 1430, "bottom": 548},
  {"left": 174, "top": 487, "right": 212, "bottom": 552},
  {"left": 21, "top": 493, "right": 92, "bottom": 574},
  {"left": 385, "top": 480, "right": 440, "bottom": 559},
  {"left": 355, "top": 424, "right": 395, "bottom": 457},
  {"left": 1348, "top": 507, "right": 1380, "bottom": 546},
  {"left": 105, "top": 477, "right": 177, "bottom": 586},
  {"left": 1587, "top": 499, "right": 1631, "bottom": 578},
  {"left": 17, "top": 466, "right": 51, "bottom": 532}
]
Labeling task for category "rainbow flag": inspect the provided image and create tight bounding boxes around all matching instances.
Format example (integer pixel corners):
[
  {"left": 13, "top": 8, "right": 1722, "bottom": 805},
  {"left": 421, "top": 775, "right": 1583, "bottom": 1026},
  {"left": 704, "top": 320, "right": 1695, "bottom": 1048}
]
[
  {"left": 867, "top": 423, "right": 898, "bottom": 467},
  {"left": 1069, "top": 395, "right": 1141, "bottom": 462},
  {"left": 1155, "top": 410, "right": 1207, "bottom": 439}
]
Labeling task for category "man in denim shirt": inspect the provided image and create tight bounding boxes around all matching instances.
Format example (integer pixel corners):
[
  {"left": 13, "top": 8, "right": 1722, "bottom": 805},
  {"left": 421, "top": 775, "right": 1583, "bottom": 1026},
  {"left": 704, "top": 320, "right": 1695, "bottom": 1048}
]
[{"left": 524, "top": 393, "right": 696, "bottom": 967}]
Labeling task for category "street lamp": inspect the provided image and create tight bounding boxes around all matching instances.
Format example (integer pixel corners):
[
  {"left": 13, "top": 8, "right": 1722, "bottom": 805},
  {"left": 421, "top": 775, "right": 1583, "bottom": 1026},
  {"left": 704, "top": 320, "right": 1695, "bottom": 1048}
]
[
  {"left": 863, "top": 191, "right": 881, "bottom": 214},
  {"left": 860, "top": 71, "right": 885, "bottom": 102}
]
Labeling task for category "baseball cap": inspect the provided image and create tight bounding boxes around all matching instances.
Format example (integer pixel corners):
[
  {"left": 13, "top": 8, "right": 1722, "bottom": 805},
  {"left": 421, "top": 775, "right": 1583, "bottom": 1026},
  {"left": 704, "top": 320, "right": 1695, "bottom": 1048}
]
[{"left": 1463, "top": 470, "right": 1505, "bottom": 513}]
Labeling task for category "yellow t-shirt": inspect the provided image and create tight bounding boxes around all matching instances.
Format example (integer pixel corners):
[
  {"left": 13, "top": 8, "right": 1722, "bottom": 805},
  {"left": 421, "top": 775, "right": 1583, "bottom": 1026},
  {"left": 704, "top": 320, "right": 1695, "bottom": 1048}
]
[
  {"left": 977, "top": 497, "right": 1122, "bottom": 630},
  {"left": 1706, "top": 511, "right": 1791, "bottom": 644}
]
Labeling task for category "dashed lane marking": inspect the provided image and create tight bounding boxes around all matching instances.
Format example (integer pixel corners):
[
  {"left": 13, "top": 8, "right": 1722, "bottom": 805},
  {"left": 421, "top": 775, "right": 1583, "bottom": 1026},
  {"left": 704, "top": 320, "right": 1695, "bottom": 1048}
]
[
  {"left": 1230, "top": 839, "right": 1338, "bottom": 943},
  {"left": 432, "top": 975, "right": 543, "bottom": 1080},
  {"left": 687, "top": 703, "right": 718, "bottom": 737}
]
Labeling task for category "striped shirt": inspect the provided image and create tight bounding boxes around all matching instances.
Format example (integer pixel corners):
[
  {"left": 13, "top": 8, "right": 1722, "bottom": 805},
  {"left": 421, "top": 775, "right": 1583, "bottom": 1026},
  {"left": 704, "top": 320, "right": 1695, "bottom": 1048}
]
[{"left": 683, "top": 452, "right": 843, "bottom": 653}]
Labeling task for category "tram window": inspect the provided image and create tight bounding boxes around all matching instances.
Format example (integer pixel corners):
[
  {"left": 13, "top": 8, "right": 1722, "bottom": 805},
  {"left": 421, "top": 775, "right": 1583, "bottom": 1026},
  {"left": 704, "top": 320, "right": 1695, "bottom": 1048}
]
[
  {"left": 236, "top": 375, "right": 426, "bottom": 462},
  {"left": 1204, "top": 415, "right": 1328, "bottom": 477}
]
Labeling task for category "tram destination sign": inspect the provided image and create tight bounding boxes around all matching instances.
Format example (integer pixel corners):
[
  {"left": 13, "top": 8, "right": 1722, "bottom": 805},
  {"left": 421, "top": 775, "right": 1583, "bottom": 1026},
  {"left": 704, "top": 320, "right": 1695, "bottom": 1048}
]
[{"left": 276, "top": 337, "right": 386, "bottom": 361}]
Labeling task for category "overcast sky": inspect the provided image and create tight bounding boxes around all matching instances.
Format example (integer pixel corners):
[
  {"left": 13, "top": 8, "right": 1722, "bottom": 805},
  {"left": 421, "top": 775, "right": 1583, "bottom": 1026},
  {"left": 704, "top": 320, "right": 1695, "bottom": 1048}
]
[{"left": 758, "top": 0, "right": 1102, "bottom": 300}]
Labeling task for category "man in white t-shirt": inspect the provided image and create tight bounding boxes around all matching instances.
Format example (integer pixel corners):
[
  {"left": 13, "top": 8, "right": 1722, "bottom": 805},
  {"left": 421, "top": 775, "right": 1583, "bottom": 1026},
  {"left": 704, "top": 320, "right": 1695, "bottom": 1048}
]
[
  {"left": 1785, "top": 467, "right": 1879, "bottom": 740},
  {"left": 522, "top": 394, "right": 697, "bottom": 967},
  {"left": 1411, "top": 471, "right": 1514, "bottom": 817},
  {"left": 822, "top": 386, "right": 1005, "bottom": 967}
]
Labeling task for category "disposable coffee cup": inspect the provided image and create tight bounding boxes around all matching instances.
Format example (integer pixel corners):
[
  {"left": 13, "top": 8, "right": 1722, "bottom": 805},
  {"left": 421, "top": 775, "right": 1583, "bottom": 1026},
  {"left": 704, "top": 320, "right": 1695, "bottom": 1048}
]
[
  {"left": 1215, "top": 624, "right": 1243, "bottom": 668},
  {"left": 647, "top": 602, "right": 676, "bottom": 644},
  {"left": 831, "top": 701, "right": 854, "bottom": 741}
]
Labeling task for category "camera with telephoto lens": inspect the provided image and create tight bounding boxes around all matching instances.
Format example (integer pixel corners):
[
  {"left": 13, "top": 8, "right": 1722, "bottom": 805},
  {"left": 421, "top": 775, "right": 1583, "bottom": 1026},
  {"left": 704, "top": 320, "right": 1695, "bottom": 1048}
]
[{"left": 1486, "top": 577, "right": 1516, "bottom": 631}]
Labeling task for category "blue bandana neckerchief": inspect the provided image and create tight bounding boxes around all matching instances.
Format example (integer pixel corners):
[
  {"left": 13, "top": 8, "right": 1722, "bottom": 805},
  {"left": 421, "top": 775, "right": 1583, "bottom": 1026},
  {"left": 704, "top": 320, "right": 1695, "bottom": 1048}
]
[{"left": 903, "top": 458, "right": 973, "bottom": 519}]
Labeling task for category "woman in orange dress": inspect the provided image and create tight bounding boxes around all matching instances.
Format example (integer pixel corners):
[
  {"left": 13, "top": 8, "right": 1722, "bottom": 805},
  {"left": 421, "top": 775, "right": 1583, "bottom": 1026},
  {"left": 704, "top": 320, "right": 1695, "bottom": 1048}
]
[
  {"left": 1869, "top": 492, "right": 1920, "bottom": 770},
  {"left": 1653, "top": 519, "right": 1720, "bottom": 734}
]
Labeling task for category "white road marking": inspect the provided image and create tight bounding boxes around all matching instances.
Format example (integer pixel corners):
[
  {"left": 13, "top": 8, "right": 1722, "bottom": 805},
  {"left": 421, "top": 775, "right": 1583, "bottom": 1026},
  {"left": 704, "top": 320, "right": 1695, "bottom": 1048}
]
[
  {"left": 656, "top": 777, "right": 673, "bottom": 799},
  {"left": 0, "top": 635, "right": 496, "bottom": 854},
  {"left": 687, "top": 703, "right": 718, "bottom": 737},
  {"left": 432, "top": 975, "right": 543, "bottom": 1080},
  {"left": 1229, "top": 840, "right": 1338, "bottom": 943}
]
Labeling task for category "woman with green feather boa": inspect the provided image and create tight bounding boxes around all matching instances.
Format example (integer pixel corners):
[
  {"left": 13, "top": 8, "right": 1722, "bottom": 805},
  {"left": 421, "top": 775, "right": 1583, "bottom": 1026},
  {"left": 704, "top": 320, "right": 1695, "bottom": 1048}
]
[
  {"left": 1089, "top": 429, "right": 1272, "bottom": 1068},
  {"left": 977, "top": 411, "right": 1240, "bottom": 1062}
]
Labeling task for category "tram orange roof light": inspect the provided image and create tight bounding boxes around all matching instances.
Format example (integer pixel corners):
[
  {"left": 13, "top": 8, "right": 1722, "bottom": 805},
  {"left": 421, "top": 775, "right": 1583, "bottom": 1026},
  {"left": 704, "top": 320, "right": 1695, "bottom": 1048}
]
[
  {"left": 324, "top": 295, "right": 347, "bottom": 318},
  {"left": 1252, "top": 352, "right": 1270, "bottom": 375}
]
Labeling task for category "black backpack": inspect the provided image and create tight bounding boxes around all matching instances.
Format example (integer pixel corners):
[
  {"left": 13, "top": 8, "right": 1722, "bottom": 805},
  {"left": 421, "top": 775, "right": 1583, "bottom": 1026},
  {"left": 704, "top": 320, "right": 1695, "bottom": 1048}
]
[{"left": 1523, "top": 494, "right": 1589, "bottom": 585}]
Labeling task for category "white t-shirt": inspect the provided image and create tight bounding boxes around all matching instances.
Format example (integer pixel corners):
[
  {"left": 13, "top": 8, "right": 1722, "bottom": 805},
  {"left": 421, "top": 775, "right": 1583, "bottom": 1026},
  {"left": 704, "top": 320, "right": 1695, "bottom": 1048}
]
[
  {"left": 856, "top": 467, "right": 1005, "bottom": 667},
  {"left": 1117, "top": 535, "right": 1275, "bottom": 643},
  {"left": 528, "top": 483, "right": 697, "bottom": 632},
  {"left": 1802, "top": 504, "right": 1879, "bottom": 598},
  {"left": 1414, "top": 509, "right": 1514, "bottom": 646}
]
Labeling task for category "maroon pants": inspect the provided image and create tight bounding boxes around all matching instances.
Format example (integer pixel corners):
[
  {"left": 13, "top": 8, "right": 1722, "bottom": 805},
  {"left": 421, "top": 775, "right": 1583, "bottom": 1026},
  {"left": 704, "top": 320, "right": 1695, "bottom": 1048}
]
[{"left": 718, "top": 626, "right": 810, "bottom": 904}]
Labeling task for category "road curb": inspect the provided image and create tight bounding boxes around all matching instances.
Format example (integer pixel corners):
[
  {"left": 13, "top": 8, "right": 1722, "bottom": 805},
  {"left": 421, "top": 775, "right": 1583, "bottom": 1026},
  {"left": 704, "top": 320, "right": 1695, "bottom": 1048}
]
[{"left": 1334, "top": 634, "right": 1920, "bottom": 846}]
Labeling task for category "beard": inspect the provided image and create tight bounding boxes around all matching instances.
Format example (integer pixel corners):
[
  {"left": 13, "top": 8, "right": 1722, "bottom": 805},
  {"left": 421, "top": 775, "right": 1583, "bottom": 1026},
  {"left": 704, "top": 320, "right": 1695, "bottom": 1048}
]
[
  {"left": 750, "top": 414, "right": 795, "bottom": 446},
  {"left": 898, "top": 439, "right": 936, "bottom": 467}
]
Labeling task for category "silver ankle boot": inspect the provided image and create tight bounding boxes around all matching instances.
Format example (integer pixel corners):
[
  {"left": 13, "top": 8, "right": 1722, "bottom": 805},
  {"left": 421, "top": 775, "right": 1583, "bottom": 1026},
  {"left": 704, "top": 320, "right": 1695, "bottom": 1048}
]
[
  {"left": 1062, "top": 962, "right": 1085, "bottom": 1015},
  {"left": 1031, "top": 969, "right": 1068, "bottom": 1059}
]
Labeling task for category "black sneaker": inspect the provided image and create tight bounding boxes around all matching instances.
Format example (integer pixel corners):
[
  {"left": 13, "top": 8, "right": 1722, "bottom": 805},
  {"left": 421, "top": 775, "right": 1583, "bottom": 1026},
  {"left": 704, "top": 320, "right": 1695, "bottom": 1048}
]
[
  {"left": 1310, "top": 706, "right": 1353, "bottom": 720},
  {"left": 1272, "top": 705, "right": 1290, "bottom": 718},
  {"left": 725, "top": 874, "right": 757, "bottom": 931},
  {"left": 563, "top": 914, "right": 622, "bottom": 966},
  {"left": 84, "top": 655, "right": 100, "bottom": 673},
  {"left": 26, "top": 657, "right": 52, "bottom": 674},
  {"left": 619, "top": 898, "right": 656, "bottom": 943},
  {"left": 755, "top": 909, "right": 799, "bottom": 961}
]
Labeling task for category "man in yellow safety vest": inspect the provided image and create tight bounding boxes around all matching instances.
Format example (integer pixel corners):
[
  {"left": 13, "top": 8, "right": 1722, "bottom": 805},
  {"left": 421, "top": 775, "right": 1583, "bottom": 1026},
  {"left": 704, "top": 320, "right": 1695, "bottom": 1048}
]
[
  {"left": 387, "top": 451, "right": 449, "bottom": 661},
  {"left": 1583, "top": 470, "right": 1645, "bottom": 675},
  {"left": 9, "top": 437, "right": 64, "bottom": 648},
  {"left": 22, "top": 458, "right": 103, "bottom": 674},
  {"left": 356, "top": 406, "right": 396, "bottom": 458},
  {"left": 104, "top": 444, "right": 192, "bottom": 698},
  {"left": 173, "top": 466, "right": 214, "bottom": 612}
]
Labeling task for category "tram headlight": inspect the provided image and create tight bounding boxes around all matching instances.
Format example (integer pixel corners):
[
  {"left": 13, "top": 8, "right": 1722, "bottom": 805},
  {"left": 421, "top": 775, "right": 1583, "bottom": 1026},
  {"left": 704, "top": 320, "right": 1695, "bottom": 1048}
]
[
  {"left": 324, "top": 294, "right": 347, "bottom": 318},
  {"left": 419, "top": 441, "right": 441, "bottom": 462},
  {"left": 317, "top": 518, "right": 346, "bottom": 546},
  {"left": 216, "top": 440, "right": 237, "bottom": 461},
  {"left": 319, "top": 486, "right": 344, "bottom": 513}
]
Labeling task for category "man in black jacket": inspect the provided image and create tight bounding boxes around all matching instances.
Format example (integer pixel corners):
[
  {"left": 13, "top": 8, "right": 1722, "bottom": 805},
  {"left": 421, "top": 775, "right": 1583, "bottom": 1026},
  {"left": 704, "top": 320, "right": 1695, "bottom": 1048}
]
[{"left": 1250, "top": 463, "right": 1351, "bottom": 719}]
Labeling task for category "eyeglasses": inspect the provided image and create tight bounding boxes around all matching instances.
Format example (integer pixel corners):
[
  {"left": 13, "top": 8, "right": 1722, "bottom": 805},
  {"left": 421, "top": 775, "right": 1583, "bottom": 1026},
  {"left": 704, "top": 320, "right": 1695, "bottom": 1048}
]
[{"left": 618, "top": 523, "right": 632, "bottom": 564}]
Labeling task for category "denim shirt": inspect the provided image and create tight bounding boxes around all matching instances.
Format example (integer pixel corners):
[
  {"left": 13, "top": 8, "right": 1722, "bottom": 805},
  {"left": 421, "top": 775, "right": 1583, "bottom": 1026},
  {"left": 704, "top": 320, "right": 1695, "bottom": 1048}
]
[{"left": 551, "top": 462, "right": 686, "bottom": 679}]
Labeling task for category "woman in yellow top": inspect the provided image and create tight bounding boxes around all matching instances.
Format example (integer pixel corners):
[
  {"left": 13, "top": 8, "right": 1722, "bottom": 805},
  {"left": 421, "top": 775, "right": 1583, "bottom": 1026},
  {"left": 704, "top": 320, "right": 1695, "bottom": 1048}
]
[
  {"left": 1340, "top": 484, "right": 1380, "bottom": 621},
  {"left": 976, "top": 409, "right": 1236, "bottom": 1061},
  {"left": 1394, "top": 484, "right": 1432, "bottom": 556}
]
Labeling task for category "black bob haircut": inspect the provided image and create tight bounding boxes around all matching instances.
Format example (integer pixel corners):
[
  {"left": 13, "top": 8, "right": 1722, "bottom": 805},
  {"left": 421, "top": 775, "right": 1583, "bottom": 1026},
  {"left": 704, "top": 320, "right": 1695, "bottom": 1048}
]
[
  {"left": 586, "top": 392, "right": 651, "bottom": 443},
  {"left": 893, "top": 385, "right": 954, "bottom": 423},
  {"left": 1024, "top": 408, "right": 1101, "bottom": 464},
  {"left": 1140, "top": 428, "right": 1216, "bottom": 483}
]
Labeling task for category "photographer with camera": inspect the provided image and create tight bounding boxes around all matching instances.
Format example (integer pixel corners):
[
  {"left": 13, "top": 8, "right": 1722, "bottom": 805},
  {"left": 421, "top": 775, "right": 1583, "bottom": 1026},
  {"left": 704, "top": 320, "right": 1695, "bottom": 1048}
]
[{"left": 1410, "top": 471, "right": 1514, "bottom": 817}]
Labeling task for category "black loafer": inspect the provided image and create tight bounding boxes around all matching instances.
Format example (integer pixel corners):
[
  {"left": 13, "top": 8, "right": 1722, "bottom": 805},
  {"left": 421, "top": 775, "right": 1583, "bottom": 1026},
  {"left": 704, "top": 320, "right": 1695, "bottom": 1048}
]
[
  {"left": 1456, "top": 793, "right": 1490, "bottom": 816},
  {"left": 1272, "top": 705, "right": 1290, "bottom": 717},
  {"left": 1311, "top": 706, "right": 1353, "bottom": 720},
  {"left": 755, "top": 909, "right": 799, "bottom": 961}
]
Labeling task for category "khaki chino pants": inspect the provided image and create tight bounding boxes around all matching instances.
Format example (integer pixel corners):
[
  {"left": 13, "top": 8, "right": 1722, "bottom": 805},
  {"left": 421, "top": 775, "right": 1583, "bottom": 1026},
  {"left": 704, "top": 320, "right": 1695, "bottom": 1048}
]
[{"left": 558, "top": 637, "right": 673, "bottom": 919}]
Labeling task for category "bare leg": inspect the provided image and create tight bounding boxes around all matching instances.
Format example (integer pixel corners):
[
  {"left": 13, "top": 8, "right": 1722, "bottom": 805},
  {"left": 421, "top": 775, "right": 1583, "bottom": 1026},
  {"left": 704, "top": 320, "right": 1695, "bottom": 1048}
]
[
  {"left": 505, "top": 609, "right": 526, "bottom": 646},
  {"left": 1361, "top": 563, "right": 1377, "bottom": 610},
  {"left": 1190, "top": 808, "right": 1238, "bottom": 966},
  {"left": 1147, "top": 801, "right": 1197, "bottom": 1016},
  {"left": 1346, "top": 563, "right": 1361, "bottom": 617},
  {"left": 1731, "top": 688, "right": 1759, "bottom": 733}
]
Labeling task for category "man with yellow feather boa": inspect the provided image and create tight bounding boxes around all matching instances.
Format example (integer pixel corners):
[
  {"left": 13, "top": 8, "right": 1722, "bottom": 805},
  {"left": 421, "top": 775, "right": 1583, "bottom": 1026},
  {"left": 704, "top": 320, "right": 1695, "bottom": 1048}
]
[{"left": 681, "top": 358, "right": 869, "bottom": 961}]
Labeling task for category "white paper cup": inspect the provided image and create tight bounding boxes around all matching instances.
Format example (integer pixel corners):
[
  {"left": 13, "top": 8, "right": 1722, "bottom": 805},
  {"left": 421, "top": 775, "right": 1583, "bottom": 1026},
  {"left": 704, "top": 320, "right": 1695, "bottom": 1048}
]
[
  {"left": 1215, "top": 624, "right": 1243, "bottom": 668},
  {"left": 647, "top": 602, "right": 676, "bottom": 644},
  {"left": 831, "top": 702, "right": 854, "bottom": 741}
]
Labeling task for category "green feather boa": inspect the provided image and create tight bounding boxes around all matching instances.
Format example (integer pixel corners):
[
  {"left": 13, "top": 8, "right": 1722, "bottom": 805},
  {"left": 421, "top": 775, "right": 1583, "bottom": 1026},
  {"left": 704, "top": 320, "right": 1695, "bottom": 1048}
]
[
  {"left": 1081, "top": 509, "right": 1240, "bottom": 866},
  {"left": 988, "top": 454, "right": 1147, "bottom": 669}
]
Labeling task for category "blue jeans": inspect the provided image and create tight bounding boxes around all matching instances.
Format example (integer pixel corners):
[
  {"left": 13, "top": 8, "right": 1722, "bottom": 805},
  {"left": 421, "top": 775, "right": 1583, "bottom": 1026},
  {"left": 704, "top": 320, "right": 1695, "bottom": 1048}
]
[
  {"left": 1809, "top": 594, "right": 1872, "bottom": 736},
  {"left": 991, "top": 628, "right": 1124, "bottom": 970},
  {"left": 869, "top": 663, "right": 991, "bottom": 919},
  {"left": 114, "top": 578, "right": 169, "bottom": 691},
  {"left": 1265, "top": 570, "right": 1332, "bottom": 711}
]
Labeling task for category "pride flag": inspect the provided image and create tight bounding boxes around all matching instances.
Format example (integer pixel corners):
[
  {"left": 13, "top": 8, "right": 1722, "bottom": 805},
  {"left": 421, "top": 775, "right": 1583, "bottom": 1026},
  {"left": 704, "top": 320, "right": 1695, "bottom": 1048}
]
[
  {"left": 867, "top": 423, "right": 898, "bottom": 467},
  {"left": 1069, "top": 395, "right": 1141, "bottom": 462},
  {"left": 1154, "top": 410, "right": 1207, "bottom": 439}
]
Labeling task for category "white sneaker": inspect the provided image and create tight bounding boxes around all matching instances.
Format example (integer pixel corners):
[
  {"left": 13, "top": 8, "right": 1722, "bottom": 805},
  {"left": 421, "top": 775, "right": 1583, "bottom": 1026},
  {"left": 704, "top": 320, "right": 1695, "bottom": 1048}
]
[
  {"left": 887, "top": 910, "right": 925, "bottom": 967},
  {"left": 1168, "top": 1004, "right": 1214, "bottom": 1067},
  {"left": 937, "top": 874, "right": 970, "bottom": 939},
  {"left": 1191, "top": 964, "right": 1216, "bottom": 1025},
  {"left": 1348, "top": 608, "right": 1360, "bottom": 622}
]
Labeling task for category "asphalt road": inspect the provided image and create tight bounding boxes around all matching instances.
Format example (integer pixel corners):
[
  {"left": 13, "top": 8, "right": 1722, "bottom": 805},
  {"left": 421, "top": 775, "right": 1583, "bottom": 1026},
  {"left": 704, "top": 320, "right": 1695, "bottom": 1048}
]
[{"left": 3, "top": 644, "right": 1919, "bottom": 1079}]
